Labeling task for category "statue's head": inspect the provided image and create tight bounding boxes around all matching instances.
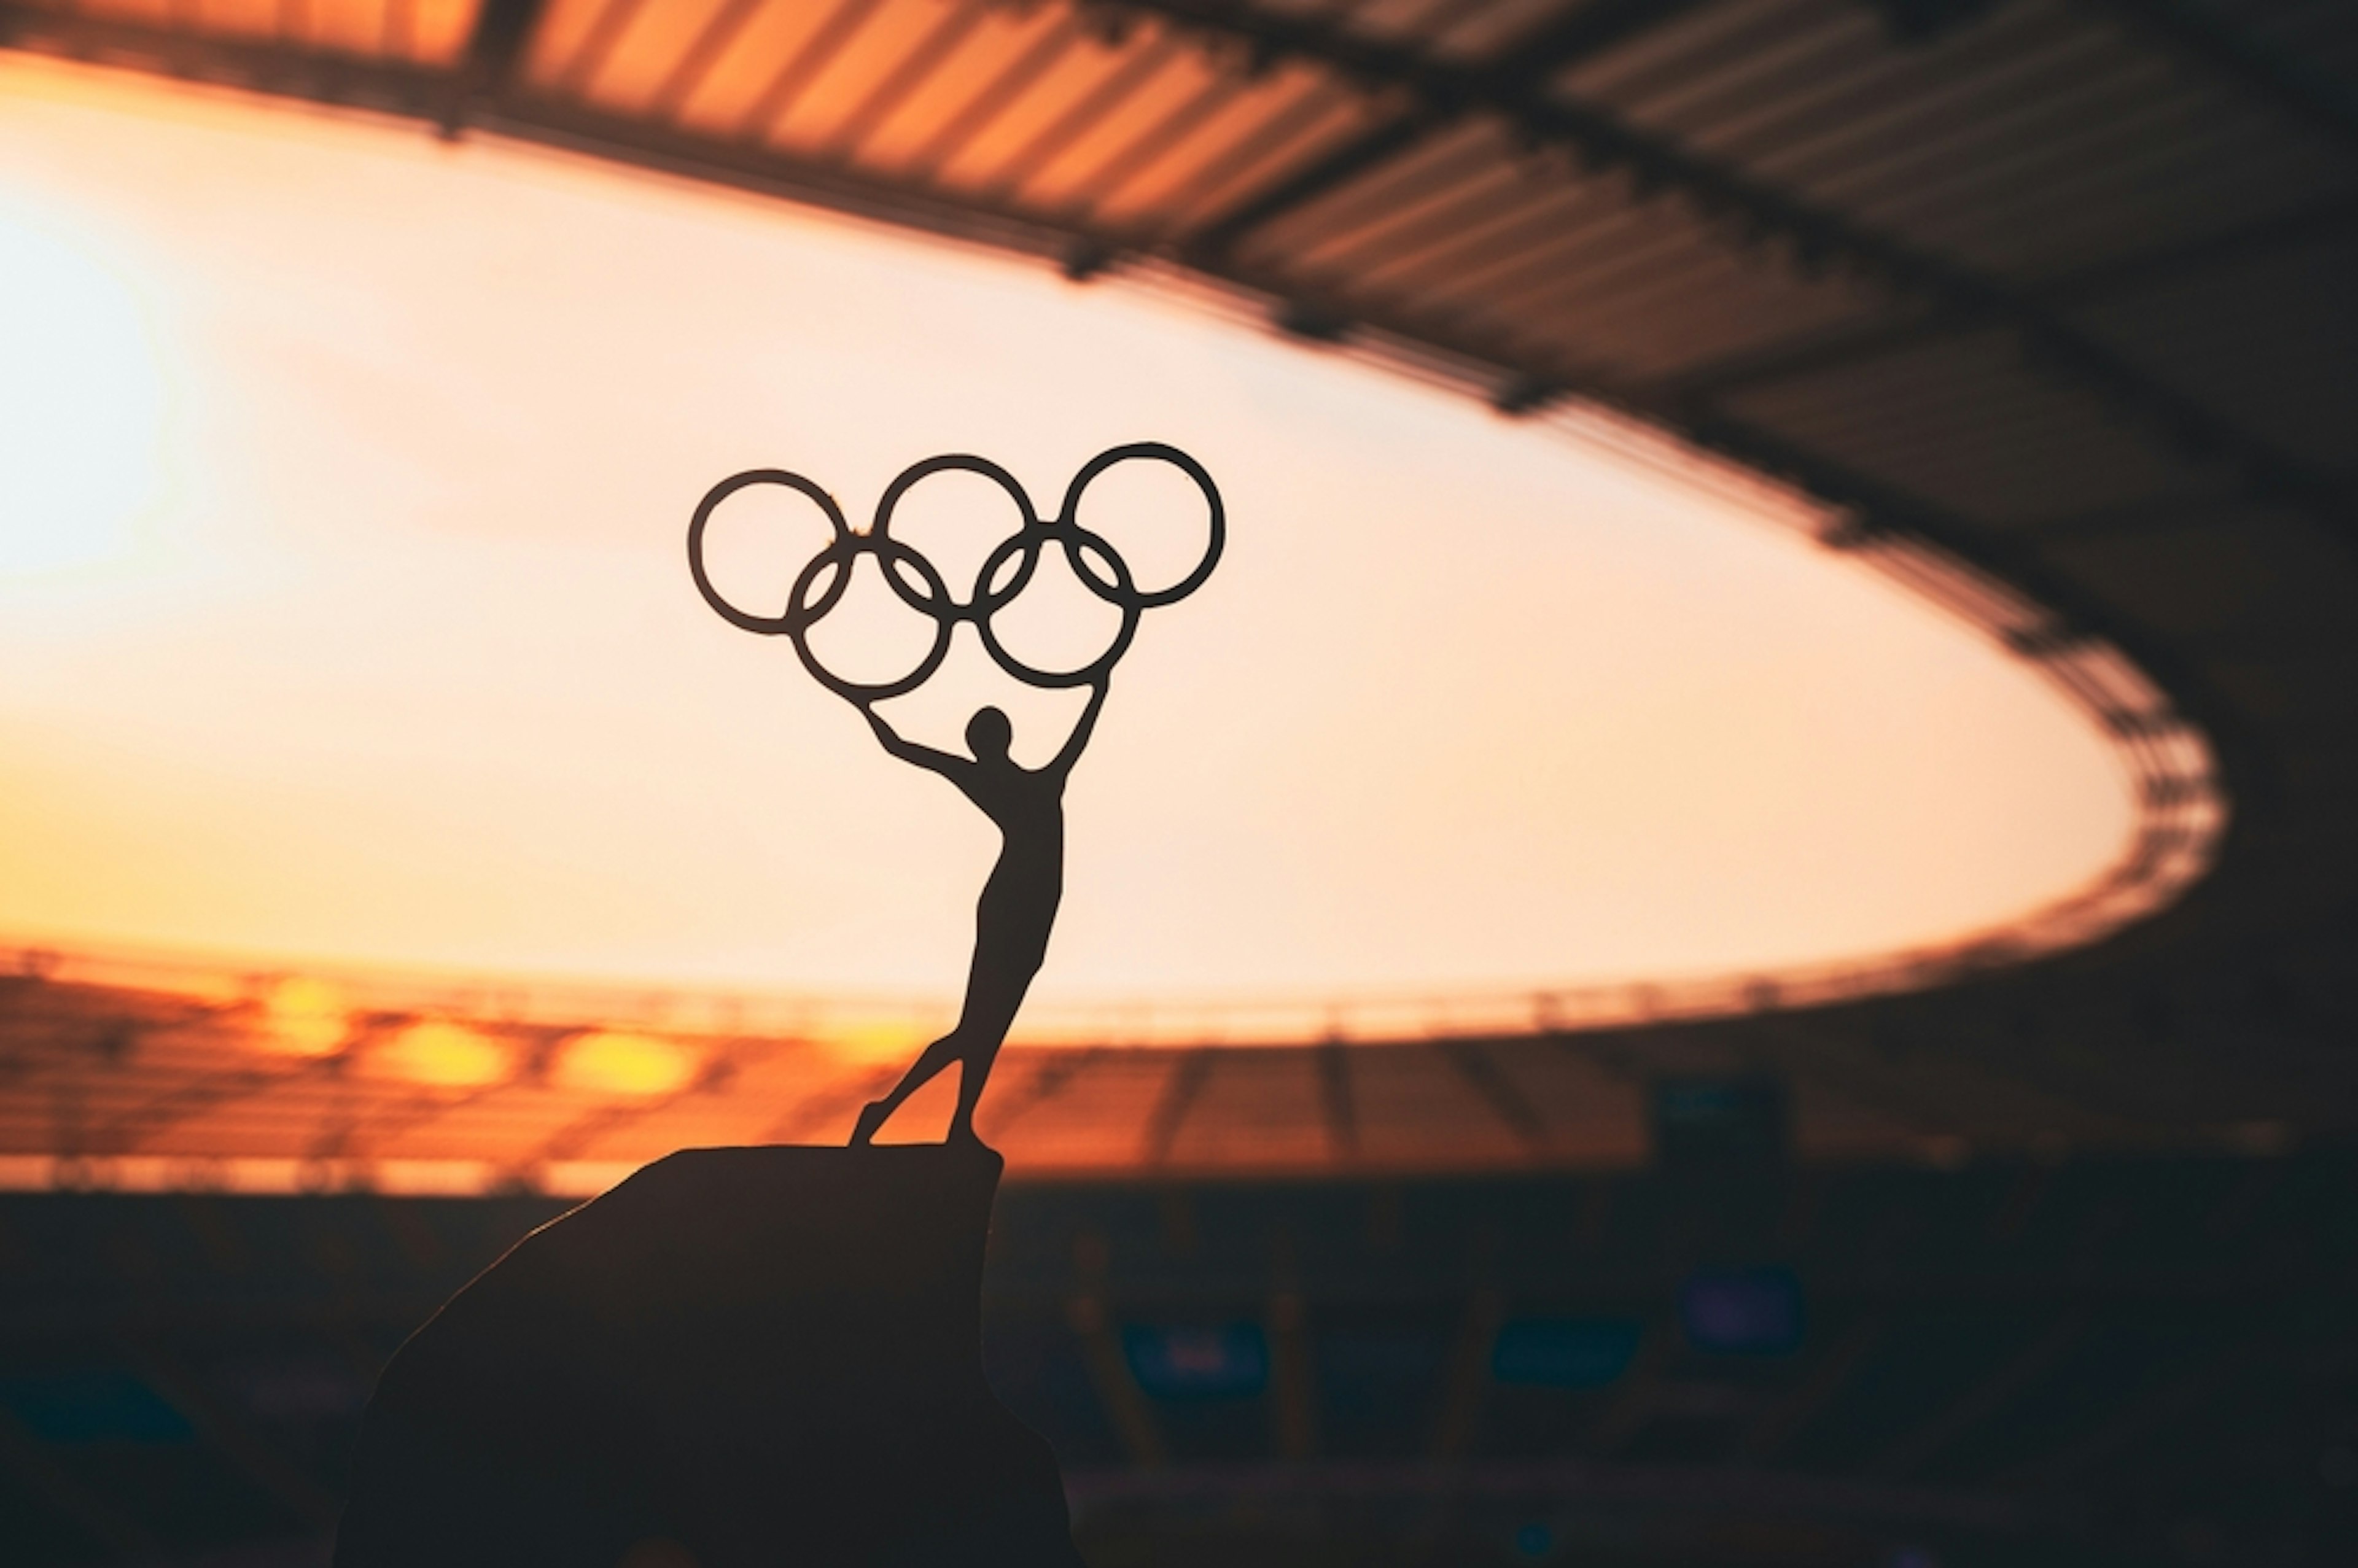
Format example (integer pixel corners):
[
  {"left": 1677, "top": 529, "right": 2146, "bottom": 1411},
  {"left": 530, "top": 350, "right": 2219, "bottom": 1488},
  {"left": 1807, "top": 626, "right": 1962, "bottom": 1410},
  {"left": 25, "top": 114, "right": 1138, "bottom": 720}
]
[{"left": 965, "top": 706, "right": 1013, "bottom": 761}]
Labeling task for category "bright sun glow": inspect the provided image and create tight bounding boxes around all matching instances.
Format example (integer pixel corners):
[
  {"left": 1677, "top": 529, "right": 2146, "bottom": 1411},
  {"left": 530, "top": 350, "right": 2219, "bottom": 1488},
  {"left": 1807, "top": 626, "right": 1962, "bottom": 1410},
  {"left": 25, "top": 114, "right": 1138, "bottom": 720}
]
[
  {"left": 0, "top": 200, "right": 168, "bottom": 575},
  {"left": 0, "top": 58, "right": 2142, "bottom": 1020}
]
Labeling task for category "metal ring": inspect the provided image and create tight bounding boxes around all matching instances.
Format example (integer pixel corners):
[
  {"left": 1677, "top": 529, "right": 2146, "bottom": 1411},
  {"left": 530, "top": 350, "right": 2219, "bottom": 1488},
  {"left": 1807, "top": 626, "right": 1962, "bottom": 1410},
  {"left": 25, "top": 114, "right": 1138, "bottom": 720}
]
[
  {"left": 973, "top": 523, "right": 1143, "bottom": 689},
  {"left": 871, "top": 453, "right": 1038, "bottom": 618},
  {"left": 785, "top": 535, "right": 955, "bottom": 702},
  {"left": 686, "top": 468, "right": 851, "bottom": 635},
  {"left": 1055, "top": 441, "right": 1224, "bottom": 610},
  {"left": 691, "top": 445, "right": 1218, "bottom": 700},
  {"left": 973, "top": 521, "right": 1051, "bottom": 621}
]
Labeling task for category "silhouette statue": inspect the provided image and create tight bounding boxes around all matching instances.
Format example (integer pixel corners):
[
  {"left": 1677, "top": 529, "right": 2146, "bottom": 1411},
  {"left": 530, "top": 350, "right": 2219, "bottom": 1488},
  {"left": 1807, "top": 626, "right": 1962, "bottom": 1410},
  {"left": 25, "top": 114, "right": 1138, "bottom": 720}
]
[
  {"left": 849, "top": 682, "right": 1105, "bottom": 1145},
  {"left": 334, "top": 446, "right": 1218, "bottom": 1568},
  {"left": 690, "top": 442, "right": 1222, "bottom": 1140}
]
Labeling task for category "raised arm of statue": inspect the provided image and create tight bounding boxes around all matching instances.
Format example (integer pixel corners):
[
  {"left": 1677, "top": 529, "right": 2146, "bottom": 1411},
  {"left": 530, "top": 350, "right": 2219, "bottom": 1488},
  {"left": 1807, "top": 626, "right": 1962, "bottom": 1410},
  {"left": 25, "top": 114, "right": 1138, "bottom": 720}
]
[
  {"left": 860, "top": 702, "right": 970, "bottom": 779},
  {"left": 1044, "top": 680, "right": 1110, "bottom": 780}
]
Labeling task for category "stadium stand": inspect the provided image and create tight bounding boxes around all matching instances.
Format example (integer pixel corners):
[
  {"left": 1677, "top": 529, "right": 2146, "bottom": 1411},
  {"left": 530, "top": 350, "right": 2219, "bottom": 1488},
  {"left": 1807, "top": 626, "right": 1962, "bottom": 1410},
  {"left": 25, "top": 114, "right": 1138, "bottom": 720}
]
[{"left": 4, "top": 1147, "right": 2352, "bottom": 1564}]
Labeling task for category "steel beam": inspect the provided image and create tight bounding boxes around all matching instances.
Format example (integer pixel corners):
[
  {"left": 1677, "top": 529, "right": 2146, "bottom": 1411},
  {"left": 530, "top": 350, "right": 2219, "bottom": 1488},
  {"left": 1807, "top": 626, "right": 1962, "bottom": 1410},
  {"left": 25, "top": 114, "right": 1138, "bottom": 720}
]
[
  {"left": 465, "top": 0, "right": 550, "bottom": 86},
  {"left": 442, "top": 0, "right": 553, "bottom": 130}
]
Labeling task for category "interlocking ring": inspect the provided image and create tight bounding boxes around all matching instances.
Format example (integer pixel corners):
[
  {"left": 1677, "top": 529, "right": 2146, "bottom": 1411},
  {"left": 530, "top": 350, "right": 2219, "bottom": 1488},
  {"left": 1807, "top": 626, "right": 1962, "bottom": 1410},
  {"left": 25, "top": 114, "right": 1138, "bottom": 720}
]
[
  {"left": 686, "top": 468, "right": 849, "bottom": 636},
  {"left": 687, "top": 443, "right": 1221, "bottom": 701},
  {"left": 1057, "top": 443, "right": 1223, "bottom": 609}
]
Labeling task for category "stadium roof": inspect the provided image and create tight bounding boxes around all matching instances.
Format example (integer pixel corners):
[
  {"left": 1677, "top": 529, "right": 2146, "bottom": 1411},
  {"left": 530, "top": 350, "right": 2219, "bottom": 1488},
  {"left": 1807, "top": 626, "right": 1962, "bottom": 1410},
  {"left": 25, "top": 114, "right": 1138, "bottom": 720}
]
[{"left": 0, "top": 0, "right": 2352, "bottom": 1181}]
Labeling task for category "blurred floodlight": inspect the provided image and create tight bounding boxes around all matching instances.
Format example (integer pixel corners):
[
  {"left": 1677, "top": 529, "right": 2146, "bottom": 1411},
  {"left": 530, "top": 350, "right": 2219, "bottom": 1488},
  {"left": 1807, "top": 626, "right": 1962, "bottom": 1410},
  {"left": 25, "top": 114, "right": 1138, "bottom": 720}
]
[
  {"left": 369, "top": 1020, "right": 511, "bottom": 1089},
  {"left": 262, "top": 977, "right": 348, "bottom": 1057},
  {"left": 550, "top": 1030, "right": 696, "bottom": 1098}
]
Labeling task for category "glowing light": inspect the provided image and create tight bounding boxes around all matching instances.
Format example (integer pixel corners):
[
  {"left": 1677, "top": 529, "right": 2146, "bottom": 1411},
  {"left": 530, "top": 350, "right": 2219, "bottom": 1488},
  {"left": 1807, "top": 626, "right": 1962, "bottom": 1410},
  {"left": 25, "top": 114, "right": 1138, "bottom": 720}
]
[
  {"left": 0, "top": 206, "right": 166, "bottom": 577},
  {"left": 368, "top": 1019, "right": 511, "bottom": 1089},
  {"left": 550, "top": 1031, "right": 697, "bottom": 1098},
  {"left": 262, "top": 977, "right": 346, "bottom": 1057}
]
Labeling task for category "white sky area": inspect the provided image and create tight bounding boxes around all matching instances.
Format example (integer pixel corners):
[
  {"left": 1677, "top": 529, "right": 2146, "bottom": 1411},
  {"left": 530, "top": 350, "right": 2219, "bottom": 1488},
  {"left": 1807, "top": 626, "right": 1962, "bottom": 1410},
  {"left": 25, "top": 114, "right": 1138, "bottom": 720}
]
[{"left": 0, "top": 58, "right": 2139, "bottom": 1012}]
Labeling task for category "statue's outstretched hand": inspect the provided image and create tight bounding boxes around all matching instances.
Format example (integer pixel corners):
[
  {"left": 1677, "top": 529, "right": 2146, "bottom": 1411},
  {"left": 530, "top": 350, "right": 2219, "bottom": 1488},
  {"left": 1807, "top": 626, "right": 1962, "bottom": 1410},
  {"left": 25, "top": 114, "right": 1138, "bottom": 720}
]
[{"left": 859, "top": 701, "right": 965, "bottom": 776}]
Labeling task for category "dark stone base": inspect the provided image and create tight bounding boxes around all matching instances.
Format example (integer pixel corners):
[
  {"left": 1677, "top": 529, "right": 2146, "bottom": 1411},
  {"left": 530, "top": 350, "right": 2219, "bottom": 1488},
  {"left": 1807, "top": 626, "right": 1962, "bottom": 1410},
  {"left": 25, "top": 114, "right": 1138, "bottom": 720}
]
[{"left": 333, "top": 1143, "right": 1081, "bottom": 1568}]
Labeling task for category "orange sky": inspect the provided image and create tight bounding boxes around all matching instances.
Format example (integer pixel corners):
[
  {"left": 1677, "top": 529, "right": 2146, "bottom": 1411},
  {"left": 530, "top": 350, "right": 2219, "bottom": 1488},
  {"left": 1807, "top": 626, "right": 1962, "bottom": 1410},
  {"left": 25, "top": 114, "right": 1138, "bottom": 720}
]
[{"left": 0, "top": 56, "right": 2139, "bottom": 1019}]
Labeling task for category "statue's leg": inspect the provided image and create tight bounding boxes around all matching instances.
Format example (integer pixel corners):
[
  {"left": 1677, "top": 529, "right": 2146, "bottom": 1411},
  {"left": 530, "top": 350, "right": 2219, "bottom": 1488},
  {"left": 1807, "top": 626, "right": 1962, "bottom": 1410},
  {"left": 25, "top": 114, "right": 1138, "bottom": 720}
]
[
  {"left": 943, "top": 952, "right": 1042, "bottom": 1143},
  {"left": 947, "top": 1036, "right": 1001, "bottom": 1144},
  {"left": 849, "top": 1030, "right": 968, "bottom": 1146},
  {"left": 862, "top": 867, "right": 1049, "bottom": 1144}
]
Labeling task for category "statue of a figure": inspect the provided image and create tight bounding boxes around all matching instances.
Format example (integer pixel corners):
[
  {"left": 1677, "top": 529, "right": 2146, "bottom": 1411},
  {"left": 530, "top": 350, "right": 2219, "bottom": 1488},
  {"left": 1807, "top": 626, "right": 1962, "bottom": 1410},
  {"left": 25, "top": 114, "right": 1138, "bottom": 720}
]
[
  {"left": 850, "top": 683, "right": 1108, "bottom": 1143},
  {"left": 686, "top": 442, "right": 1221, "bottom": 1141}
]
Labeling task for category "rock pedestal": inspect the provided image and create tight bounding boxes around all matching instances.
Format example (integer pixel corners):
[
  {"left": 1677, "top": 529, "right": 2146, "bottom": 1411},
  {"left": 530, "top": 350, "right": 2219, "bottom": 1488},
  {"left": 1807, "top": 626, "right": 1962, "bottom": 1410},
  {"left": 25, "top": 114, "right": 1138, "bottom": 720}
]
[{"left": 333, "top": 1142, "right": 1081, "bottom": 1568}]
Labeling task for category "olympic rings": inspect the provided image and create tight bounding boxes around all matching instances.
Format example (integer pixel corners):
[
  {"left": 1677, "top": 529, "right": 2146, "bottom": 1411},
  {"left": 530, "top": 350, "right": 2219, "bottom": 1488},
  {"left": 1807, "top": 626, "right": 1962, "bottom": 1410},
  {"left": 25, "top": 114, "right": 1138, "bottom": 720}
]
[{"left": 686, "top": 443, "right": 1221, "bottom": 702}]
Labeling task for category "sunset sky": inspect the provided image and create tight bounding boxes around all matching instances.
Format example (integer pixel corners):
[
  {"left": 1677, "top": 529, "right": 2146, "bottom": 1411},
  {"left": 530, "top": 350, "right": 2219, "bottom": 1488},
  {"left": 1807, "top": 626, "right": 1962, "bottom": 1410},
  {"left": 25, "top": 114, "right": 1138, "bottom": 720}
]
[{"left": 0, "top": 56, "right": 2139, "bottom": 1018}]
